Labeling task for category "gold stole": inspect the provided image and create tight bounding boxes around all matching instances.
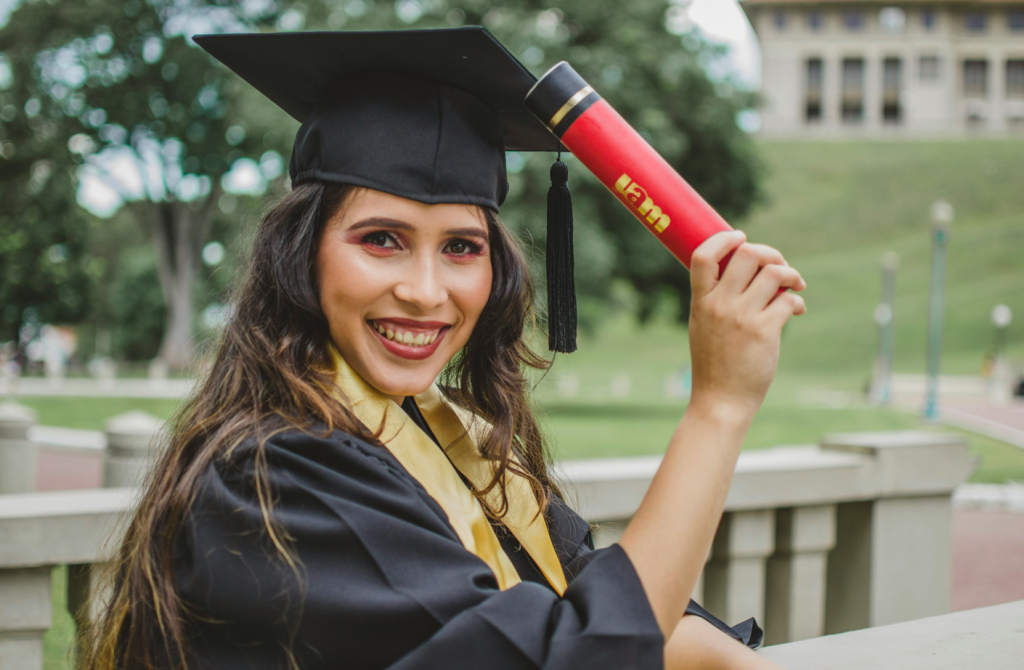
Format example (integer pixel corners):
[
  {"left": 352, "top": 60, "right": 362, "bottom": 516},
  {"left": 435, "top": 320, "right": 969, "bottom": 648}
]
[{"left": 331, "top": 350, "right": 567, "bottom": 595}]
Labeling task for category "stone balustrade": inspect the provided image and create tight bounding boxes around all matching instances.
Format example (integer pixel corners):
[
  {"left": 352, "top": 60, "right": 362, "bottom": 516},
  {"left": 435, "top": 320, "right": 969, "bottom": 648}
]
[
  {"left": 0, "top": 430, "right": 974, "bottom": 670},
  {"left": 758, "top": 599, "right": 1024, "bottom": 669}
]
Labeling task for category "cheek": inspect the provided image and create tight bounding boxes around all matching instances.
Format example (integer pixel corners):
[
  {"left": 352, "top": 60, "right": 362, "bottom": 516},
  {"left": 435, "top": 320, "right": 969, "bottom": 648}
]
[
  {"left": 454, "top": 261, "right": 493, "bottom": 326},
  {"left": 317, "top": 241, "right": 388, "bottom": 326}
]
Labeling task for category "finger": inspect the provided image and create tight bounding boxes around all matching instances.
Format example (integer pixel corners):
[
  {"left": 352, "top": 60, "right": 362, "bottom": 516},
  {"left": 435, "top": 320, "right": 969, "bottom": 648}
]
[
  {"left": 719, "top": 243, "right": 786, "bottom": 295},
  {"left": 745, "top": 264, "right": 806, "bottom": 309},
  {"left": 764, "top": 291, "right": 807, "bottom": 327},
  {"left": 689, "top": 231, "right": 746, "bottom": 296}
]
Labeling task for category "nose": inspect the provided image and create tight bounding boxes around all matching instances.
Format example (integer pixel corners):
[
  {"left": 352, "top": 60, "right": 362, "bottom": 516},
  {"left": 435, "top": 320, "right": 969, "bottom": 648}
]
[{"left": 392, "top": 250, "right": 448, "bottom": 313}]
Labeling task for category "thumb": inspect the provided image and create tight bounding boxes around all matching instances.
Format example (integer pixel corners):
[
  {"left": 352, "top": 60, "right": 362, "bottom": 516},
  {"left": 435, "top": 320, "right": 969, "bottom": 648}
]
[{"left": 689, "top": 231, "right": 746, "bottom": 296}]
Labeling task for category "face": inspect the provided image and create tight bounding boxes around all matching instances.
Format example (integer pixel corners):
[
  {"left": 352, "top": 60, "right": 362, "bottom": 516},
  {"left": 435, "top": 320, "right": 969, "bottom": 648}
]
[{"left": 316, "top": 187, "right": 493, "bottom": 402}]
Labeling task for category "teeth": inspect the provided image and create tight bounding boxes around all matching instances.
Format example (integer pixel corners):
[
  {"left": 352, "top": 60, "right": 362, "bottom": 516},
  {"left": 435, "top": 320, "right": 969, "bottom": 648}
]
[{"left": 372, "top": 321, "right": 443, "bottom": 347}]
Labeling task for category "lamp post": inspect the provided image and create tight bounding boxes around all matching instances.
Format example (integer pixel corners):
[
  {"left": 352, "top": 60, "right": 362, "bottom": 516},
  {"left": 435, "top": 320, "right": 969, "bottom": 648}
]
[
  {"left": 990, "top": 304, "right": 1013, "bottom": 405},
  {"left": 923, "top": 201, "right": 952, "bottom": 420},
  {"left": 871, "top": 252, "right": 899, "bottom": 405}
]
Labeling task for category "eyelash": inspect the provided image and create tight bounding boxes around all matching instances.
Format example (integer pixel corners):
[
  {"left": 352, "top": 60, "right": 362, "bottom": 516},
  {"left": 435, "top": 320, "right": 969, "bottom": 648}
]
[{"left": 360, "top": 232, "right": 484, "bottom": 257}]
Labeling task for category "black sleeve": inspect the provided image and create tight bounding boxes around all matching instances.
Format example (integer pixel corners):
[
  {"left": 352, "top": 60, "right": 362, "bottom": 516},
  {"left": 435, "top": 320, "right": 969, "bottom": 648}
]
[
  {"left": 176, "top": 429, "right": 664, "bottom": 670},
  {"left": 547, "top": 493, "right": 763, "bottom": 650}
]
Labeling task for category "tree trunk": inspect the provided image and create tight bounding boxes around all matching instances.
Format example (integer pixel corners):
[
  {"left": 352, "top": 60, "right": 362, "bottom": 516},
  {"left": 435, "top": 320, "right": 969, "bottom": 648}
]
[{"left": 146, "top": 198, "right": 212, "bottom": 370}]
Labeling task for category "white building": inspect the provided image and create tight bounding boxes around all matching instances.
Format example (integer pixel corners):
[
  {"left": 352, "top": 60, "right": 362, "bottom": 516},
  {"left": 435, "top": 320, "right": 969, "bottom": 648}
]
[{"left": 741, "top": 1, "right": 1024, "bottom": 136}]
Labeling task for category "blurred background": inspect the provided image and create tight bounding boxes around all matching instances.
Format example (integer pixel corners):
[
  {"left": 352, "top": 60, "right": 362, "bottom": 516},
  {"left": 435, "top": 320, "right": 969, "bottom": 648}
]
[
  {"left": 2, "top": 0, "right": 1021, "bottom": 467},
  {"left": 0, "top": 1, "right": 1023, "bottom": 665}
]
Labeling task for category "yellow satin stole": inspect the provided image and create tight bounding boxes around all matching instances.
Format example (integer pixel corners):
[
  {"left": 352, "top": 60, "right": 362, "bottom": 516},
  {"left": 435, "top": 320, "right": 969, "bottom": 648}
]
[{"left": 331, "top": 350, "right": 567, "bottom": 595}]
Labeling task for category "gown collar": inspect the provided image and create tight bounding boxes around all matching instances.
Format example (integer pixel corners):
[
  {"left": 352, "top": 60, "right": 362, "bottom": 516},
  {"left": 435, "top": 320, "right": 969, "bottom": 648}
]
[{"left": 330, "top": 348, "right": 568, "bottom": 595}]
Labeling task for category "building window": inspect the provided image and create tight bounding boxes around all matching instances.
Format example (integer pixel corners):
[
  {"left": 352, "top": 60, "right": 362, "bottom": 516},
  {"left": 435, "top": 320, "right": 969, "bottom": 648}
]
[
  {"left": 774, "top": 10, "right": 787, "bottom": 30},
  {"left": 807, "top": 11, "right": 823, "bottom": 31},
  {"left": 963, "top": 60, "right": 989, "bottom": 97},
  {"left": 843, "top": 11, "right": 865, "bottom": 31},
  {"left": 1007, "top": 60, "right": 1024, "bottom": 98},
  {"left": 805, "top": 58, "right": 824, "bottom": 122},
  {"left": 1009, "top": 11, "right": 1024, "bottom": 31},
  {"left": 879, "top": 7, "right": 906, "bottom": 33},
  {"left": 919, "top": 55, "right": 941, "bottom": 82},
  {"left": 965, "top": 12, "right": 986, "bottom": 32},
  {"left": 842, "top": 58, "right": 865, "bottom": 121},
  {"left": 921, "top": 8, "right": 937, "bottom": 29},
  {"left": 883, "top": 58, "right": 903, "bottom": 123}
]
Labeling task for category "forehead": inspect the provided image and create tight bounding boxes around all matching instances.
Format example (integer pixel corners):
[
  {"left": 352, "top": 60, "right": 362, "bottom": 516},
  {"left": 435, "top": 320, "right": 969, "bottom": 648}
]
[{"left": 335, "top": 187, "right": 489, "bottom": 231}]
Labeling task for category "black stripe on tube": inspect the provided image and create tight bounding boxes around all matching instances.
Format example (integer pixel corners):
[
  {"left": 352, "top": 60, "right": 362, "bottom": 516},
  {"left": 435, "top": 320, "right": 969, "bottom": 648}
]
[{"left": 525, "top": 62, "right": 602, "bottom": 138}]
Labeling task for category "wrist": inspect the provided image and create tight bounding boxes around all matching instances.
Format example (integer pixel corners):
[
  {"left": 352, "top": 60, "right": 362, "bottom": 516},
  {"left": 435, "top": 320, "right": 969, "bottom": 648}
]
[{"left": 684, "top": 393, "right": 758, "bottom": 432}]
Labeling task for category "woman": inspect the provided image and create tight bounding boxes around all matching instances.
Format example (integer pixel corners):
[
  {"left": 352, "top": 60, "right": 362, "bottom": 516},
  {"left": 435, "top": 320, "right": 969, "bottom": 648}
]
[{"left": 82, "top": 29, "right": 805, "bottom": 670}]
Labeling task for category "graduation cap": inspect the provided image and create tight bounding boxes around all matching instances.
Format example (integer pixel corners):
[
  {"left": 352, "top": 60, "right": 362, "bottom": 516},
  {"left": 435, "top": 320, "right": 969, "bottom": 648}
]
[{"left": 194, "top": 28, "right": 577, "bottom": 353}]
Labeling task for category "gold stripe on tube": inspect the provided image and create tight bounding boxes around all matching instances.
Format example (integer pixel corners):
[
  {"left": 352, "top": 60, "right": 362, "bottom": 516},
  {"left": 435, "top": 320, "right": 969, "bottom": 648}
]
[{"left": 547, "top": 85, "right": 595, "bottom": 129}]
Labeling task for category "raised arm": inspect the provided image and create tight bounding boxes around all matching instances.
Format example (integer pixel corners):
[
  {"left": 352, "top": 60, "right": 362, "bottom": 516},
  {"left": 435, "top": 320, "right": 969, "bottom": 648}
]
[{"left": 618, "top": 230, "right": 807, "bottom": 637}]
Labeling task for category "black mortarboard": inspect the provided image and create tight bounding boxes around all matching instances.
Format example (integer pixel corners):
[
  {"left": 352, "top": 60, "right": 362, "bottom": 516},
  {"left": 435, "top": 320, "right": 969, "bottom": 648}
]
[{"left": 194, "top": 28, "right": 577, "bottom": 352}]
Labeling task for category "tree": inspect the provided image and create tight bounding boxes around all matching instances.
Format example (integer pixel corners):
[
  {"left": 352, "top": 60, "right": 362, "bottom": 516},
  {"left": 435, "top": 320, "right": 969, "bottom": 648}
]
[
  {"left": 0, "top": 36, "right": 93, "bottom": 350},
  {"left": 0, "top": 0, "right": 291, "bottom": 368}
]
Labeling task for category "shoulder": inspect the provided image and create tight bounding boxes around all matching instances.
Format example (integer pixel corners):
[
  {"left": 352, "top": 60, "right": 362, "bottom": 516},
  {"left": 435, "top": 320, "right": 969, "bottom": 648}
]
[{"left": 215, "top": 423, "right": 416, "bottom": 493}]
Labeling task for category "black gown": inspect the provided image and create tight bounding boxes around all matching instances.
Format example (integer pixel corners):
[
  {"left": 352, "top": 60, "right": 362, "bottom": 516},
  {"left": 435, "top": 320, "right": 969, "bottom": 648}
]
[{"left": 175, "top": 400, "right": 760, "bottom": 670}]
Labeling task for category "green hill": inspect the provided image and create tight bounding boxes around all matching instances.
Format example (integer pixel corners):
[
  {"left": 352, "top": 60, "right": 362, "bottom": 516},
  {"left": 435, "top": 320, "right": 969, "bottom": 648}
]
[{"left": 744, "top": 140, "right": 1024, "bottom": 375}]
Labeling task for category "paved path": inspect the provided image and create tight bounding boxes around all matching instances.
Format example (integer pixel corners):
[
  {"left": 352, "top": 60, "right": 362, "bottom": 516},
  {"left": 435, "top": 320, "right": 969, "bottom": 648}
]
[{"left": 942, "top": 398, "right": 1024, "bottom": 449}]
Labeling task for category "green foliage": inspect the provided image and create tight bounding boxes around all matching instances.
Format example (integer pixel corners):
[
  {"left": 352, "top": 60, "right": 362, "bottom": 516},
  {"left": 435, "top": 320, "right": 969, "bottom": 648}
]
[{"left": 109, "top": 248, "right": 166, "bottom": 360}]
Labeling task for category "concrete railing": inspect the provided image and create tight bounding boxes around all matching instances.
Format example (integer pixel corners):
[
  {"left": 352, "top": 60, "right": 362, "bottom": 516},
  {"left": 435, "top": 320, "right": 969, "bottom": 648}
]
[
  {"left": 758, "top": 599, "right": 1024, "bottom": 669},
  {"left": 0, "top": 431, "right": 974, "bottom": 669},
  {"left": 558, "top": 431, "right": 975, "bottom": 642}
]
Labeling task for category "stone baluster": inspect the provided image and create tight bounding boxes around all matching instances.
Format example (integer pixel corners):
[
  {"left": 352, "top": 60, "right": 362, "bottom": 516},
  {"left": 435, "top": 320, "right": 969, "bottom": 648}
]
[
  {"left": 103, "top": 411, "right": 165, "bottom": 488},
  {"left": 703, "top": 509, "right": 776, "bottom": 626},
  {"left": 821, "top": 431, "right": 969, "bottom": 633},
  {"left": 0, "top": 567, "right": 51, "bottom": 670},
  {"left": 764, "top": 505, "right": 837, "bottom": 644},
  {"left": 0, "top": 402, "right": 37, "bottom": 494}
]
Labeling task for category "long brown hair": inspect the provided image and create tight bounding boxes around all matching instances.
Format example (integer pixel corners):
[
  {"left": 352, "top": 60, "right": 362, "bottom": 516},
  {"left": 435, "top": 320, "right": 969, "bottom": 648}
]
[{"left": 80, "top": 182, "right": 558, "bottom": 670}]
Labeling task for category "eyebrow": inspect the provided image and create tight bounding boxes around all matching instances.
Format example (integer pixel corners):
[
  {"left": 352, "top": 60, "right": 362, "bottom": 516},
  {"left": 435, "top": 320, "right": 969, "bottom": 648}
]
[{"left": 347, "top": 217, "right": 489, "bottom": 241}]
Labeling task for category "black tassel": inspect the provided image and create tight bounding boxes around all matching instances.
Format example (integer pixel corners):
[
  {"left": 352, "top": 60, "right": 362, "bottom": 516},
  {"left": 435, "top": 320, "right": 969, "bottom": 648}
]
[{"left": 546, "top": 156, "right": 577, "bottom": 353}]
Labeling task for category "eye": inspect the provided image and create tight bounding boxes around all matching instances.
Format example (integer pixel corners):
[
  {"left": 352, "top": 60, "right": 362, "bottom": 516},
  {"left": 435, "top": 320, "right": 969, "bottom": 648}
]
[
  {"left": 444, "top": 238, "right": 482, "bottom": 256},
  {"left": 362, "top": 231, "right": 400, "bottom": 249}
]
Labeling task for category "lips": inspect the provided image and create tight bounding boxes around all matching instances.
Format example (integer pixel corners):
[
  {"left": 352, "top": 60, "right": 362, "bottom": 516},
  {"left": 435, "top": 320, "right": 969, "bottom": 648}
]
[{"left": 367, "top": 318, "right": 451, "bottom": 361}]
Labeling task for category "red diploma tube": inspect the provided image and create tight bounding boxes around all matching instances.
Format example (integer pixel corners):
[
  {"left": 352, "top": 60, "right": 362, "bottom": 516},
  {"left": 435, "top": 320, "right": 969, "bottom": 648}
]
[{"left": 526, "top": 62, "right": 733, "bottom": 270}]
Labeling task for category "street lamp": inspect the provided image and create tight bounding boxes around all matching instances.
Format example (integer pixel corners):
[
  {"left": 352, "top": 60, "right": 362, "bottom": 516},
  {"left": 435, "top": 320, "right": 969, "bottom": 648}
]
[
  {"left": 990, "top": 304, "right": 1013, "bottom": 405},
  {"left": 923, "top": 201, "right": 952, "bottom": 420},
  {"left": 871, "top": 252, "right": 899, "bottom": 405}
]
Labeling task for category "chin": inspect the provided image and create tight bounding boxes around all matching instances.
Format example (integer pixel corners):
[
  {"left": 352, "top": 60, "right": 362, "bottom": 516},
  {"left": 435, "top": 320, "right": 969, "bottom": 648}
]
[{"left": 368, "top": 362, "right": 440, "bottom": 398}]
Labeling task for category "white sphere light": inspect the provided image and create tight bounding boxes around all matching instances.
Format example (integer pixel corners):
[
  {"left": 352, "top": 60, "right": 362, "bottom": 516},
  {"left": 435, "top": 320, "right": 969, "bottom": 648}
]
[
  {"left": 874, "top": 303, "right": 893, "bottom": 326},
  {"left": 202, "top": 241, "right": 225, "bottom": 266},
  {"left": 992, "top": 304, "right": 1012, "bottom": 328},
  {"left": 930, "top": 200, "right": 954, "bottom": 224}
]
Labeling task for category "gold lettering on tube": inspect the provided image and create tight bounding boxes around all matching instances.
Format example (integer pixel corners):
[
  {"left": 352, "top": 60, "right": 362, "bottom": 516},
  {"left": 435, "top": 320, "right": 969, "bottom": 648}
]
[{"left": 615, "top": 173, "right": 671, "bottom": 233}]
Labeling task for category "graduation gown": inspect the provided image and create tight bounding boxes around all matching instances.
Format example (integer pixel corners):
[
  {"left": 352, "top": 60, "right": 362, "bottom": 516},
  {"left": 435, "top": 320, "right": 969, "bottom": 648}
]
[{"left": 175, "top": 416, "right": 759, "bottom": 670}]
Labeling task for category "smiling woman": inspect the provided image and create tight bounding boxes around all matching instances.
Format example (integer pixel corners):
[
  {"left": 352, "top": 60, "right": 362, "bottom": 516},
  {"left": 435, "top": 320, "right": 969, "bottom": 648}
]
[
  {"left": 318, "top": 189, "right": 495, "bottom": 390},
  {"left": 80, "top": 27, "right": 803, "bottom": 670}
]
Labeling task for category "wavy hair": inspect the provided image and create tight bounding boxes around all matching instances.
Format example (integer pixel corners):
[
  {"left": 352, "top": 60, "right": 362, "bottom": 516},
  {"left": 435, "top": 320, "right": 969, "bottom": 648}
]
[{"left": 80, "top": 182, "right": 558, "bottom": 670}]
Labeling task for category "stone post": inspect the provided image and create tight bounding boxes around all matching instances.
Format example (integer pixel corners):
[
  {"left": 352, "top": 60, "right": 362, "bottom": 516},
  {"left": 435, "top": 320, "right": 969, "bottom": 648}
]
[
  {"left": 0, "top": 567, "right": 51, "bottom": 670},
  {"left": 764, "top": 505, "right": 837, "bottom": 644},
  {"left": 0, "top": 402, "right": 37, "bottom": 494},
  {"left": 820, "top": 431, "right": 971, "bottom": 633},
  {"left": 103, "top": 411, "right": 164, "bottom": 489},
  {"left": 703, "top": 509, "right": 776, "bottom": 626}
]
